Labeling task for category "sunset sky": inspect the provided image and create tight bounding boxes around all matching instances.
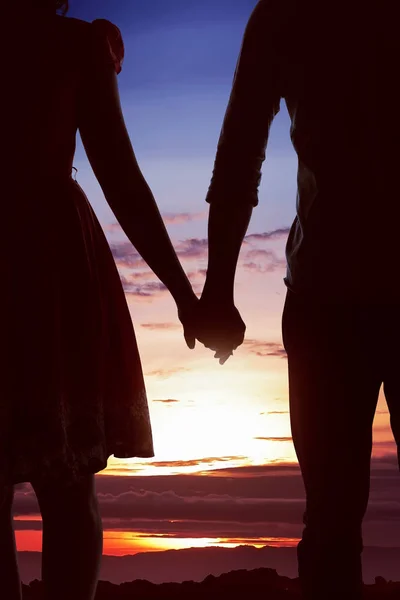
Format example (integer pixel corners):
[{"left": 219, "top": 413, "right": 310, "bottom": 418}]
[{"left": 14, "top": 0, "right": 399, "bottom": 566}]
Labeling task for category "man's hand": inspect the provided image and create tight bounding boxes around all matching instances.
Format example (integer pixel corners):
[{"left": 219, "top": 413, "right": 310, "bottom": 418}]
[{"left": 195, "top": 296, "right": 246, "bottom": 364}]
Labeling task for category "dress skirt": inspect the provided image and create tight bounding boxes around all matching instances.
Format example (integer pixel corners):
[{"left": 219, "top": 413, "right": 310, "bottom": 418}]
[{"left": 0, "top": 175, "right": 154, "bottom": 488}]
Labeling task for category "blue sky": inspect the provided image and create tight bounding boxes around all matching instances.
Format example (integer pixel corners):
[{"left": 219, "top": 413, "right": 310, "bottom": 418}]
[{"left": 69, "top": 0, "right": 298, "bottom": 235}]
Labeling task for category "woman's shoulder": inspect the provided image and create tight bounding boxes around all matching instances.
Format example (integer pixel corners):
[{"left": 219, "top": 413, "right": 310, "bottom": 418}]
[
  {"left": 55, "top": 14, "right": 90, "bottom": 32},
  {"left": 56, "top": 16, "right": 124, "bottom": 74},
  {"left": 55, "top": 14, "right": 120, "bottom": 37}
]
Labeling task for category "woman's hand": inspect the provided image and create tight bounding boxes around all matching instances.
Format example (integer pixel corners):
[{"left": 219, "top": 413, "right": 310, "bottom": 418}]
[{"left": 177, "top": 291, "right": 200, "bottom": 350}]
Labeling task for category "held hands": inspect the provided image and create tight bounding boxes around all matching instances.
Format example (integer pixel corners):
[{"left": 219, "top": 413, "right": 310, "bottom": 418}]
[
  {"left": 177, "top": 290, "right": 246, "bottom": 364},
  {"left": 196, "top": 295, "right": 246, "bottom": 364}
]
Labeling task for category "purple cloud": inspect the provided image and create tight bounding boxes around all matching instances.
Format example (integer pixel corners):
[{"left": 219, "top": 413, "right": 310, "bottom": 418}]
[
  {"left": 176, "top": 238, "right": 208, "bottom": 261},
  {"left": 187, "top": 268, "right": 208, "bottom": 280},
  {"left": 245, "top": 228, "right": 291, "bottom": 242},
  {"left": 110, "top": 242, "right": 145, "bottom": 269},
  {"left": 242, "top": 249, "right": 286, "bottom": 273},
  {"left": 104, "top": 212, "right": 206, "bottom": 234},
  {"left": 125, "top": 281, "right": 168, "bottom": 299}
]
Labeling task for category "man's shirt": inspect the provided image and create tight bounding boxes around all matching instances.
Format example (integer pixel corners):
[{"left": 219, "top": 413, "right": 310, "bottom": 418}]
[{"left": 205, "top": 0, "right": 400, "bottom": 302}]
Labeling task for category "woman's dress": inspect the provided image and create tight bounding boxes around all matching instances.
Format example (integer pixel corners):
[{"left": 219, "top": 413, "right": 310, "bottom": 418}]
[{"left": 0, "top": 15, "right": 154, "bottom": 488}]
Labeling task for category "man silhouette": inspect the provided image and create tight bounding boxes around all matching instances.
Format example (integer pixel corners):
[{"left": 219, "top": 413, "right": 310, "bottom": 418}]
[{"left": 196, "top": 1, "right": 400, "bottom": 598}]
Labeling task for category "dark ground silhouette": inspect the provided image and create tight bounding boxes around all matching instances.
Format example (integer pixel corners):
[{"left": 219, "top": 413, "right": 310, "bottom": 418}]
[
  {"left": 18, "top": 545, "right": 400, "bottom": 586},
  {"left": 20, "top": 568, "right": 400, "bottom": 599}
]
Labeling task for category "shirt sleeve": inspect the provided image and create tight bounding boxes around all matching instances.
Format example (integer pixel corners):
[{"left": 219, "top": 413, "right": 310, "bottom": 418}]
[
  {"left": 90, "top": 19, "right": 125, "bottom": 75},
  {"left": 205, "top": 0, "right": 282, "bottom": 208}
]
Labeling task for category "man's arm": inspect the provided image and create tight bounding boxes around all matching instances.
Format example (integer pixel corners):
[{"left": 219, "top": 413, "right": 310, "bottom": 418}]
[{"left": 202, "top": 0, "right": 282, "bottom": 305}]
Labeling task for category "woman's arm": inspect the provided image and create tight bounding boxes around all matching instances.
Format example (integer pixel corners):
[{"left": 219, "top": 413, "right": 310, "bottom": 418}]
[{"left": 77, "top": 60, "right": 196, "bottom": 311}]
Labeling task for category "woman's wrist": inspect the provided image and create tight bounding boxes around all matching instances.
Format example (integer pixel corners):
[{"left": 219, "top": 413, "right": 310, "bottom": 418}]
[{"left": 170, "top": 277, "right": 197, "bottom": 308}]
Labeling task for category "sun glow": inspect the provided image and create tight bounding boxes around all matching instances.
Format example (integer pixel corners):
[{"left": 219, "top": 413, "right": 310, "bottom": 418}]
[
  {"left": 15, "top": 530, "right": 42, "bottom": 552},
  {"left": 104, "top": 377, "right": 296, "bottom": 478},
  {"left": 102, "top": 532, "right": 300, "bottom": 555}
]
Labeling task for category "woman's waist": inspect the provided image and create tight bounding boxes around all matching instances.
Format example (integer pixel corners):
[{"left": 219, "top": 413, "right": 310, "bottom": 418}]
[
  {"left": 7, "top": 170, "right": 76, "bottom": 184},
  {"left": 1, "top": 171, "right": 86, "bottom": 223},
  {"left": 5, "top": 158, "right": 76, "bottom": 182},
  {"left": 2, "top": 170, "right": 82, "bottom": 203}
]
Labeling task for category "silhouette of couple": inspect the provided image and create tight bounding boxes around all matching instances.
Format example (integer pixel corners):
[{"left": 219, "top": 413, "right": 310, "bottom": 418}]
[{"left": 2, "top": 1, "right": 399, "bottom": 599}]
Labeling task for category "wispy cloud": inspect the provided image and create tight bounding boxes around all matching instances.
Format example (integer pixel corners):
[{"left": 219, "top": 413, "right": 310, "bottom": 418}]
[
  {"left": 254, "top": 436, "right": 292, "bottom": 442},
  {"left": 119, "top": 273, "right": 159, "bottom": 294},
  {"left": 125, "top": 282, "right": 168, "bottom": 299},
  {"left": 243, "top": 340, "right": 287, "bottom": 359},
  {"left": 109, "top": 227, "right": 289, "bottom": 275},
  {"left": 145, "top": 367, "right": 190, "bottom": 379},
  {"left": 176, "top": 238, "right": 208, "bottom": 261},
  {"left": 245, "top": 228, "right": 290, "bottom": 242},
  {"left": 149, "top": 456, "right": 245, "bottom": 468},
  {"left": 110, "top": 242, "right": 145, "bottom": 269},
  {"left": 152, "top": 399, "right": 180, "bottom": 404},
  {"left": 187, "top": 268, "right": 207, "bottom": 280},
  {"left": 163, "top": 212, "right": 207, "bottom": 225},
  {"left": 103, "top": 222, "right": 124, "bottom": 234},
  {"left": 110, "top": 229, "right": 288, "bottom": 281},
  {"left": 96, "top": 489, "right": 305, "bottom": 524},
  {"left": 141, "top": 323, "right": 180, "bottom": 331},
  {"left": 123, "top": 271, "right": 154, "bottom": 282},
  {"left": 104, "top": 212, "right": 207, "bottom": 234},
  {"left": 242, "top": 250, "right": 286, "bottom": 274}
]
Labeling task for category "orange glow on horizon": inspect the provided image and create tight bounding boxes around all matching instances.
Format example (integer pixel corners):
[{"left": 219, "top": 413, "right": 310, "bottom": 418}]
[
  {"left": 15, "top": 530, "right": 42, "bottom": 552},
  {"left": 101, "top": 532, "right": 301, "bottom": 555},
  {"left": 15, "top": 527, "right": 300, "bottom": 555}
]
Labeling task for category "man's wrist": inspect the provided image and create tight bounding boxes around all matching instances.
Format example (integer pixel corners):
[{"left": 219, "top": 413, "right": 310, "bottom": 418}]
[{"left": 201, "top": 281, "right": 234, "bottom": 306}]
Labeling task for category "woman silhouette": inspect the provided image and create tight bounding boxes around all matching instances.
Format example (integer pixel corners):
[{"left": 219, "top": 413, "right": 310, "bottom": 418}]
[{"left": 1, "top": 2, "right": 198, "bottom": 599}]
